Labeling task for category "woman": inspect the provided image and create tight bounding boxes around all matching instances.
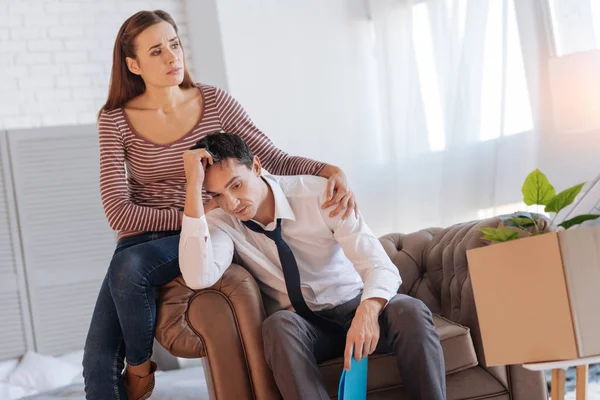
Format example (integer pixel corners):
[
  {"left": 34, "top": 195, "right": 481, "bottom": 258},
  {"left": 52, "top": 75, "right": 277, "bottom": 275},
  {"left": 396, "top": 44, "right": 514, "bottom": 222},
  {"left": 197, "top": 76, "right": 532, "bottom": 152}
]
[{"left": 82, "top": 9, "right": 358, "bottom": 400}]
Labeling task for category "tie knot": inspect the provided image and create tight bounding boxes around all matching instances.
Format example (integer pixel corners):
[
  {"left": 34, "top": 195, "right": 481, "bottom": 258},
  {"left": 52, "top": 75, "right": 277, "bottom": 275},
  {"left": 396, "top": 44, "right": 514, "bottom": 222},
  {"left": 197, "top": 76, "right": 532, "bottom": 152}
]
[{"left": 243, "top": 219, "right": 282, "bottom": 241}]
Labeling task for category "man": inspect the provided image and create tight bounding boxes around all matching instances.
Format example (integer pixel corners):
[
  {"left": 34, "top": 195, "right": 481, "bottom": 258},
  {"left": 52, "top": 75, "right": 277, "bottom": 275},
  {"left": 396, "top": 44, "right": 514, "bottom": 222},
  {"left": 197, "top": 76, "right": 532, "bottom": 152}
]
[{"left": 179, "top": 132, "right": 445, "bottom": 400}]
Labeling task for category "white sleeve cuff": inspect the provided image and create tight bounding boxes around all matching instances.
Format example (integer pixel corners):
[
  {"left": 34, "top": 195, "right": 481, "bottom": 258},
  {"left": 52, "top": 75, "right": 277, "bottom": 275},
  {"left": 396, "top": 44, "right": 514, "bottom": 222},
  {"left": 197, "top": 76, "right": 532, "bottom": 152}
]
[{"left": 361, "top": 288, "right": 396, "bottom": 310}]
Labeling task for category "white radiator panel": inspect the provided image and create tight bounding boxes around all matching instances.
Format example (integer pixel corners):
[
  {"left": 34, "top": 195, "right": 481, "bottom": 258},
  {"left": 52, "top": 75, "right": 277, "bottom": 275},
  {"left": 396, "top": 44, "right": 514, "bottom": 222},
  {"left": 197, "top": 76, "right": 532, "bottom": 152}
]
[
  {"left": 0, "top": 132, "right": 33, "bottom": 360},
  {"left": 7, "top": 125, "right": 116, "bottom": 355}
]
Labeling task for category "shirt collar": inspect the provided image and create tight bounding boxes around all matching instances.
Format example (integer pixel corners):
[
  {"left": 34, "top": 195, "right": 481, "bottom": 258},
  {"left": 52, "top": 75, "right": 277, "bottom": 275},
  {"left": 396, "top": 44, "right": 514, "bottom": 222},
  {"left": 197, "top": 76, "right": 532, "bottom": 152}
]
[{"left": 252, "top": 175, "right": 296, "bottom": 229}]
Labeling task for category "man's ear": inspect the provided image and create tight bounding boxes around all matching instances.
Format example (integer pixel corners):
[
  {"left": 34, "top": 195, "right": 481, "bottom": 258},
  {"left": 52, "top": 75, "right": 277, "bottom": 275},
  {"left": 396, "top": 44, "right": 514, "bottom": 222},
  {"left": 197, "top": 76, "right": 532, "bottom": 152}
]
[
  {"left": 252, "top": 156, "right": 262, "bottom": 176},
  {"left": 126, "top": 56, "right": 142, "bottom": 76}
]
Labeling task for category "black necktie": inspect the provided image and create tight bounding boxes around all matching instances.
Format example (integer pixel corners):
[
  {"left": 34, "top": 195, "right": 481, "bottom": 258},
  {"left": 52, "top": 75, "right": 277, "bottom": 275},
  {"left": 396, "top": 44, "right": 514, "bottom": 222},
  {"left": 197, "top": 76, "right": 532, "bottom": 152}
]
[{"left": 243, "top": 218, "right": 345, "bottom": 334}]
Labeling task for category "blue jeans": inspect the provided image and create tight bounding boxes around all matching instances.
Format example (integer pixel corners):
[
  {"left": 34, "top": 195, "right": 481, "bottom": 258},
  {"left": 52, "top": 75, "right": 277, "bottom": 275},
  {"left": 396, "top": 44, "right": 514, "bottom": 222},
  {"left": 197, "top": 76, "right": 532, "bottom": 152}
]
[{"left": 82, "top": 230, "right": 181, "bottom": 399}]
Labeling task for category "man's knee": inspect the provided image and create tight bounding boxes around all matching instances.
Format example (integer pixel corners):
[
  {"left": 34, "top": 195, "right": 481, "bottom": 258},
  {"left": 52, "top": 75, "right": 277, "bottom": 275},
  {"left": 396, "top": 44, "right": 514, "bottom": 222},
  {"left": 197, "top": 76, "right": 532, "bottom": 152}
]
[
  {"left": 385, "top": 296, "right": 435, "bottom": 337},
  {"left": 262, "top": 311, "right": 308, "bottom": 360},
  {"left": 262, "top": 311, "right": 303, "bottom": 342}
]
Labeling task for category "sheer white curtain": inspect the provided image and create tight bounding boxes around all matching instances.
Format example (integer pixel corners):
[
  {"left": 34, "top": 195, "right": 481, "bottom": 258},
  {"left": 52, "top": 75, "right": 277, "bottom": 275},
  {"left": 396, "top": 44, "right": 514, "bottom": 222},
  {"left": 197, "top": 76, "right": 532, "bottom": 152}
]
[{"left": 368, "top": 0, "right": 541, "bottom": 232}]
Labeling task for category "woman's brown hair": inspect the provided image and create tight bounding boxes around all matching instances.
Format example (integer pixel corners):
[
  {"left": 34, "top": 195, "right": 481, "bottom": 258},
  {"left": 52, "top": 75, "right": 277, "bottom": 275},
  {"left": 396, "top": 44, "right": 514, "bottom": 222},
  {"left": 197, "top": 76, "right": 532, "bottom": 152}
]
[{"left": 98, "top": 10, "right": 195, "bottom": 118}]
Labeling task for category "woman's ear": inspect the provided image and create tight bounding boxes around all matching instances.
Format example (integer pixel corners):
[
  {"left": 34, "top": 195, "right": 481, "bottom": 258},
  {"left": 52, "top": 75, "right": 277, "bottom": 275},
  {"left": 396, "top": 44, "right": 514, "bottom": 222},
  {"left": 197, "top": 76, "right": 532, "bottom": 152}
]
[
  {"left": 126, "top": 57, "right": 142, "bottom": 76},
  {"left": 253, "top": 156, "right": 262, "bottom": 176}
]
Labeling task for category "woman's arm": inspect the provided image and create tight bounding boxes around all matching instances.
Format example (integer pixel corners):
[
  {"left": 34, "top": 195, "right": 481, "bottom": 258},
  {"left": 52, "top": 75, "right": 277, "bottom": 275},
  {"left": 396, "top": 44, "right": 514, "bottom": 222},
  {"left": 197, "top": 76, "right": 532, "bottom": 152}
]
[
  {"left": 214, "top": 88, "right": 358, "bottom": 218},
  {"left": 98, "top": 111, "right": 181, "bottom": 232}
]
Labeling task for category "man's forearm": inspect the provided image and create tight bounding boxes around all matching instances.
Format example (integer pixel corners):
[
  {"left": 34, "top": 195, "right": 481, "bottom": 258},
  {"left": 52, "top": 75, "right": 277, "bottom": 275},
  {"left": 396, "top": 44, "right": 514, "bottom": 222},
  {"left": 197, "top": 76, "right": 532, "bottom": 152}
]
[
  {"left": 184, "top": 183, "right": 205, "bottom": 218},
  {"left": 360, "top": 297, "right": 387, "bottom": 316}
]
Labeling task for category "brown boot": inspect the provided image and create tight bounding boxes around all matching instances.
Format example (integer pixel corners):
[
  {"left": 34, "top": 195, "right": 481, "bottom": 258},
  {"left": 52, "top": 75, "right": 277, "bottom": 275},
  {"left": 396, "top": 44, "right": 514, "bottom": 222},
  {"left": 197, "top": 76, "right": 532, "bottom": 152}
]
[{"left": 124, "top": 361, "right": 157, "bottom": 400}]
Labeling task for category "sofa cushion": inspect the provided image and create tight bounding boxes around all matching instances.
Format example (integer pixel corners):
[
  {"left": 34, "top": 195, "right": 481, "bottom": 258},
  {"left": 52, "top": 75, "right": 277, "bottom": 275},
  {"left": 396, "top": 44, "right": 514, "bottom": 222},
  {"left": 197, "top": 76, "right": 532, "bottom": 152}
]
[{"left": 319, "top": 315, "right": 477, "bottom": 397}]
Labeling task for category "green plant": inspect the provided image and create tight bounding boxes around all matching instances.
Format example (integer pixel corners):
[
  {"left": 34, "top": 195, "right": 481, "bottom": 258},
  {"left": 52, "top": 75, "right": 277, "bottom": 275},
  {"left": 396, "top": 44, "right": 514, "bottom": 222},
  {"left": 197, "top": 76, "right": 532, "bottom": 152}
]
[{"left": 478, "top": 169, "right": 600, "bottom": 243}]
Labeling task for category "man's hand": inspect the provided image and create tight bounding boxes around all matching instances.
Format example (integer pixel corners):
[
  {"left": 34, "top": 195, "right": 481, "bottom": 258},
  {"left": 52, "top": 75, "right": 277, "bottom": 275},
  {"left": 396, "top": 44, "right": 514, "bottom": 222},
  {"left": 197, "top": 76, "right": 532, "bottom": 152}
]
[
  {"left": 182, "top": 149, "right": 214, "bottom": 219},
  {"left": 343, "top": 298, "right": 386, "bottom": 371},
  {"left": 182, "top": 148, "right": 214, "bottom": 187}
]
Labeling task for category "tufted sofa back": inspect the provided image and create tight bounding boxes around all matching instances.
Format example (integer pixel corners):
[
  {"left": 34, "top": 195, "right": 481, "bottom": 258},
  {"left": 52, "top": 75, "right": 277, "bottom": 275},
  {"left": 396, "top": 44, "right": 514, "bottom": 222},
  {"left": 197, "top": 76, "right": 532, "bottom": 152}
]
[{"left": 378, "top": 215, "right": 550, "bottom": 367}]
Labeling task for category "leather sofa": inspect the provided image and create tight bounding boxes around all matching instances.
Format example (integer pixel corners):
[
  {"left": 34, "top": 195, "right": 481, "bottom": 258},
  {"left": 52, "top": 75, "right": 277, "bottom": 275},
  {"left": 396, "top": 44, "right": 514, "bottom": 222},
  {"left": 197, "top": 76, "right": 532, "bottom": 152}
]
[{"left": 155, "top": 216, "right": 549, "bottom": 399}]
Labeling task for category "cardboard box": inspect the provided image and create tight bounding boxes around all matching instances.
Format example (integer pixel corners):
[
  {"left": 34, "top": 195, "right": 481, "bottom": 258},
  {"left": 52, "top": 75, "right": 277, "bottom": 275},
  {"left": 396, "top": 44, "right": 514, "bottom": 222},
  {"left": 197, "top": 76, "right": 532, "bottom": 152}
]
[{"left": 466, "top": 225, "right": 600, "bottom": 366}]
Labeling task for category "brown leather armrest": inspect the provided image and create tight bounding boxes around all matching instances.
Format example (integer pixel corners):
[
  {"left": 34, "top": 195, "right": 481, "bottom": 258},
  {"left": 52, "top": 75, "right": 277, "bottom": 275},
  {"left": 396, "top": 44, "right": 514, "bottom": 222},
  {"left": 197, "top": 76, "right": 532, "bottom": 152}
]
[{"left": 155, "top": 264, "right": 279, "bottom": 400}]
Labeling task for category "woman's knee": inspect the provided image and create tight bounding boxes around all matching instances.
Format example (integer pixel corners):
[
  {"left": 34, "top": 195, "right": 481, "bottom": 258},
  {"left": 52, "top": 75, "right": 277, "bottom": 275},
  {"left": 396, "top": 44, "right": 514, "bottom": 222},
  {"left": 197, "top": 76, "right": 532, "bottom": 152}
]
[{"left": 107, "top": 247, "right": 148, "bottom": 292}]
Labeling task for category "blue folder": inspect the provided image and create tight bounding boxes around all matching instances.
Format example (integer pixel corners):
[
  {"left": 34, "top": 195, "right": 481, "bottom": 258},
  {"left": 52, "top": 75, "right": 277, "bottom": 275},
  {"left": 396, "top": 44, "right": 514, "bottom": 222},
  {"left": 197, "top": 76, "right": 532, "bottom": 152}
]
[{"left": 337, "top": 351, "right": 368, "bottom": 400}]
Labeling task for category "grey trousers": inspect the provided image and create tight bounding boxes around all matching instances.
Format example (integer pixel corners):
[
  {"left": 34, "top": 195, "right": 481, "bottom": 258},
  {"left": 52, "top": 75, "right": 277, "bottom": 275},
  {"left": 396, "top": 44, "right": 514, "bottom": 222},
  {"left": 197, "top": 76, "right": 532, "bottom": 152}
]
[{"left": 262, "top": 294, "right": 446, "bottom": 400}]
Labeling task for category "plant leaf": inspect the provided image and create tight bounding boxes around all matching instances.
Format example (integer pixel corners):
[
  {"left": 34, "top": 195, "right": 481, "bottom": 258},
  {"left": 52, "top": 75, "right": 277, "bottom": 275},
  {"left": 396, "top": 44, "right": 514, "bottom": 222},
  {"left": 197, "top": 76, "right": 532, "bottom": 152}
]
[
  {"left": 508, "top": 217, "right": 535, "bottom": 229},
  {"left": 522, "top": 169, "right": 556, "bottom": 206},
  {"left": 544, "top": 182, "right": 586, "bottom": 213},
  {"left": 477, "top": 227, "right": 520, "bottom": 243},
  {"left": 559, "top": 214, "right": 600, "bottom": 230}
]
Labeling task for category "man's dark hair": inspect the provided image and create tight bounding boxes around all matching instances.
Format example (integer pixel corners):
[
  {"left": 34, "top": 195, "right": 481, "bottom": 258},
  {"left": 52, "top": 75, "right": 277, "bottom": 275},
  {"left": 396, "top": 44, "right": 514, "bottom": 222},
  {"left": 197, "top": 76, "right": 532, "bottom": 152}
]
[{"left": 190, "top": 132, "right": 253, "bottom": 169}]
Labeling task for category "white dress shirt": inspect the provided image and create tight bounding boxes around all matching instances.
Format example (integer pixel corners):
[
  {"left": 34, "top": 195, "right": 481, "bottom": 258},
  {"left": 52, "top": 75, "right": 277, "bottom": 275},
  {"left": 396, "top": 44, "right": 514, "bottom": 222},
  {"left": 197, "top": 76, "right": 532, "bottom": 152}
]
[{"left": 179, "top": 174, "right": 401, "bottom": 315}]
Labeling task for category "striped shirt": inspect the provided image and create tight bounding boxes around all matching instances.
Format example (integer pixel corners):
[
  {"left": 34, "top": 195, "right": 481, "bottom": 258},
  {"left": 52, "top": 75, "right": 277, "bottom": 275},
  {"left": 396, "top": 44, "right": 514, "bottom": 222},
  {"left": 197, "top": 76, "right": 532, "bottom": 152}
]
[{"left": 98, "top": 84, "right": 326, "bottom": 240}]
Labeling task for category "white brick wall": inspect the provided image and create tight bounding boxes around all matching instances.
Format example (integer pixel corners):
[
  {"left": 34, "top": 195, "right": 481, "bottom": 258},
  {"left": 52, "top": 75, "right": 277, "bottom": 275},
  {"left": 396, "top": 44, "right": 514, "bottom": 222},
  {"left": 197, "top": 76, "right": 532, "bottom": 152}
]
[{"left": 0, "top": 0, "right": 193, "bottom": 130}]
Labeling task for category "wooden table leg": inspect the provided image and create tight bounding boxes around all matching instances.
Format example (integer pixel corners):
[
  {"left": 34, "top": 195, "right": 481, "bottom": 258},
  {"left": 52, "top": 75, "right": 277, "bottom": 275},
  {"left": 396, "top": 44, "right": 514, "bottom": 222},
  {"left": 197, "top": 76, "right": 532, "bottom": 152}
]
[
  {"left": 552, "top": 368, "right": 566, "bottom": 400},
  {"left": 576, "top": 365, "right": 589, "bottom": 400}
]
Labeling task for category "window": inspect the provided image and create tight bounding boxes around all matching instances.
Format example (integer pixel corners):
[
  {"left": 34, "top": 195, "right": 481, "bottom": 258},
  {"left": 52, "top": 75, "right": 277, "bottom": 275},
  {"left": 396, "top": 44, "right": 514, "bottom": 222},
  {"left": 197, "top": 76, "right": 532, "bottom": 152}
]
[
  {"left": 411, "top": 0, "right": 533, "bottom": 151},
  {"left": 548, "top": 0, "right": 600, "bottom": 56},
  {"left": 480, "top": 0, "right": 533, "bottom": 140},
  {"left": 412, "top": 2, "right": 446, "bottom": 151}
]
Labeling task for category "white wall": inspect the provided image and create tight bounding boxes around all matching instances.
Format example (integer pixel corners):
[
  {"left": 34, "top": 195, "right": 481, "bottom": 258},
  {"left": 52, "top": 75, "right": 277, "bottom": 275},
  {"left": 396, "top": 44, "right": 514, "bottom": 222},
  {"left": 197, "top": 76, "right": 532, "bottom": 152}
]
[
  {"left": 214, "top": 0, "right": 400, "bottom": 235},
  {"left": 184, "top": 0, "right": 229, "bottom": 90},
  {"left": 0, "top": 0, "right": 192, "bottom": 129}
]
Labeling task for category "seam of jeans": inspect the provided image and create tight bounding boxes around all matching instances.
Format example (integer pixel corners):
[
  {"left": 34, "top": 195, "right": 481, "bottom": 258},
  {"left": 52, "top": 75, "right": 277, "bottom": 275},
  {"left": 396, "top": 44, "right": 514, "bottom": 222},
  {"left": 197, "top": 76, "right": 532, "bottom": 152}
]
[
  {"left": 122, "top": 275, "right": 154, "bottom": 365},
  {"left": 112, "top": 340, "right": 123, "bottom": 400},
  {"left": 123, "top": 286, "right": 154, "bottom": 366},
  {"left": 144, "top": 282, "right": 154, "bottom": 361},
  {"left": 127, "top": 252, "right": 179, "bottom": 365}
]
